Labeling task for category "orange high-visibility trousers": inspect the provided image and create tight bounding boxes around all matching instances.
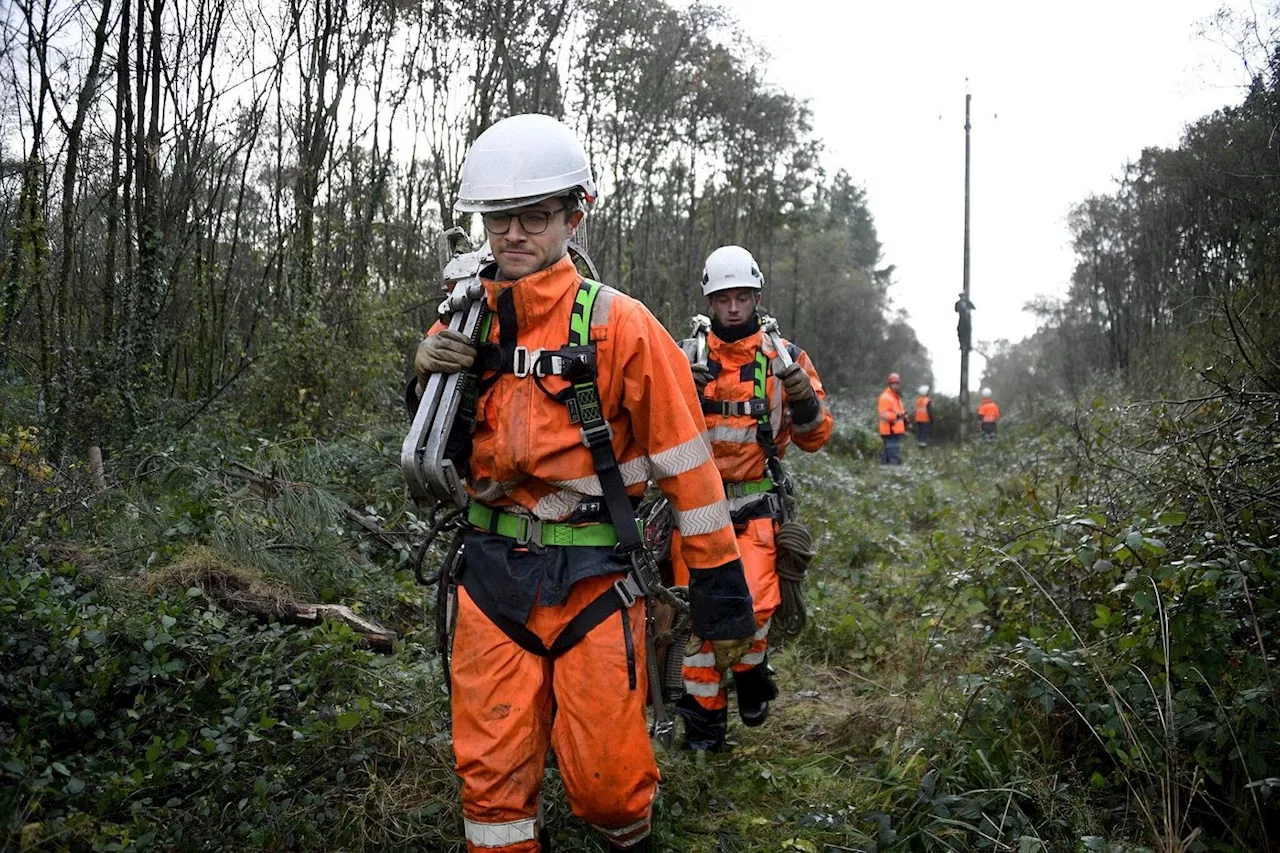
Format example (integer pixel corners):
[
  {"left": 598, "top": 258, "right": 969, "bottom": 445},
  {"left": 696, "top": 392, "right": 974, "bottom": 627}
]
[
  {"left": 672, "top": 516, "right": 779, "bottom": 710},
  {"left": 451, "top": 573, "right": 659, "bottom": 852}
]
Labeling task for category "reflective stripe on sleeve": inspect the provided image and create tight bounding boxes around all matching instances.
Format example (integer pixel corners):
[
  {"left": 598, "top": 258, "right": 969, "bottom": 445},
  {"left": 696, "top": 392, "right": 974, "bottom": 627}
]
[
  {"left": 649, "top": 435, "right": 712, "bottom": 480},
  {"left": 673, "top": 500, "right": 731, "bottom": 537}
]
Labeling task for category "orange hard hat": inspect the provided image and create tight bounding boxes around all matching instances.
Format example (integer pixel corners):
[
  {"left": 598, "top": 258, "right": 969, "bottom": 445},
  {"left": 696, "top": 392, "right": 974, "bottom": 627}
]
[{"left": 887, "top": 372, "right": 901, "bottom": 384}]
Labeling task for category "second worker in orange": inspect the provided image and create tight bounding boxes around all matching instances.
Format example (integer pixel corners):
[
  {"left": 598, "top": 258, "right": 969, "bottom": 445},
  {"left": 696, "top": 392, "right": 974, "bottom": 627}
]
[{"left": 670, "top": 245, "right": 834, "bottom": 752}]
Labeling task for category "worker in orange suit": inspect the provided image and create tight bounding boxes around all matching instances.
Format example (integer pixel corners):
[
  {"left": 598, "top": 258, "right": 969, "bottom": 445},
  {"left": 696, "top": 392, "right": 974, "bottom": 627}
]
[
  {"left": 977, "top": 387, "right": 1001, "bottom": 441},
  {"left": 669, "top": 245, "right": 834, "bottom": 752},
  {"left": 914, "top": 385, "right": 934, "bottom": 448},
  {"left": 409, "top": 114, "right": 756, "bottom": 853},
  {"left": 877, "top": 373, "right": 908, "bottom": 464}
]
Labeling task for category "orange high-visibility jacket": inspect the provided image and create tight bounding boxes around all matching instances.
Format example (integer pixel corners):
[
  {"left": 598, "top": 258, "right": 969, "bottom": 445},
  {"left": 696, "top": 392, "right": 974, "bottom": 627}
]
[
  {"left": 679, "top": 326, "right": 833, "bottom": 486},
  {"left": 425, "top": 254, "right": 743, "bottom": 583},
  {"left": 878, "top": 387, "right": 906, "bottom": 435},
  {"left": 978, "top": 399, "right": 1000, "bottom": 423},
  {"left": 915, "top": 395, "right": 932, "bottom": 423}
]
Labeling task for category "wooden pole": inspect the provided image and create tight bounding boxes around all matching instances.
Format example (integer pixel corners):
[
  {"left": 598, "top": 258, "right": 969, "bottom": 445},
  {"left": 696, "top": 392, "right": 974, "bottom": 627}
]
[{"left": 959, "top": 92, "right": 972, "bottom": 442}]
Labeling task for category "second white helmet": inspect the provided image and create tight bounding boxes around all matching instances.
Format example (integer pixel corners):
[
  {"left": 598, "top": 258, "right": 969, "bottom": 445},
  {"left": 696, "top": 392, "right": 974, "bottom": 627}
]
[
  {"left": 981, "top": 387, "right": 993, "bottom": 397},
  {"left": 701, "top": 245, "right": 764, "bottom": 297},
  {"left": 455, "top": 114, "right": 597, "bottom": 213},
  {"left": 918, "top": 385, "right": 930, "bottom": 396}
]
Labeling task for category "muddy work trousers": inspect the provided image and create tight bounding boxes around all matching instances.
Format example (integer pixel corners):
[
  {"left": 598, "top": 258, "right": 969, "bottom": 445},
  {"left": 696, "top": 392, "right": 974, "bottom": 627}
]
[
  {"left": 451, "top": 573, "right": 658, "bottom": 852},
  {"left": 672, "top": 515, "right": 780, "bottom": 748}
]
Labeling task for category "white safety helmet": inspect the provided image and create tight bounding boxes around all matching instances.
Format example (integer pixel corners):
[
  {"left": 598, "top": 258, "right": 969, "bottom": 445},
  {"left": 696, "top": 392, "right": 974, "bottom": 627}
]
[
  {"left": 701, "top": 245, "right": 764, "bottom": 297},
  {"left": 981, "top": 387, "right": 992, "bottom": 397},
  {"left": 455, "top": 114, "right": 597, "bottom": 214},
  {"left": 918, "top": 385, "right": 930, "bottom": 396}
]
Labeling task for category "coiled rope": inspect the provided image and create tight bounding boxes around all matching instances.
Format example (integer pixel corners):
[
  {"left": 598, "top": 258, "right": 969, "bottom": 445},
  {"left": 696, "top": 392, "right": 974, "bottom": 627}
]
[{"left": 774, "top": 493, "right": 816, "bottom": 638}]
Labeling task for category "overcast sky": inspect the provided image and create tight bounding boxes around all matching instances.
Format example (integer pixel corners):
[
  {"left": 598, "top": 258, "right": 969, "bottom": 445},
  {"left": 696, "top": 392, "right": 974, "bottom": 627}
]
[{"left": 719, "top": 0, "right": 1259, "bottom": 394}]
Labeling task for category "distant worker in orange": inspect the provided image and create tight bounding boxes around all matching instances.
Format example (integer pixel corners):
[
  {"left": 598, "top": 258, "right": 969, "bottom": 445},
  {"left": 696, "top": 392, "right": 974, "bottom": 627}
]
[
  {"left": 877, "top": 372, "right": 908, "bottom": 464},
  {"left": 977, "top": 387, "right": 1000, "bottom": 441},
  {"left": 914, "top": 385, "right": 933, "bottom": 448},
  {"left": 671, "top": 245, "right": 834, "bottom": 753},
  {"left": 410, "top": 114, "right": 756, "bottom": 853}
]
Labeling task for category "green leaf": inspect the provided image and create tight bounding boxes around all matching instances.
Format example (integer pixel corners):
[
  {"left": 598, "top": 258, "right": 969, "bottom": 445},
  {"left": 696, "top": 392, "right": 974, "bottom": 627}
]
[
  {"left": 51, "top": 762, "right": 70, "bottom": 776},
  {"left": 1134, "top": 589, "right": 1156, "bottom": 615},
  {"left": 160, "top": 614, "right": 177, "bottom": 629},
  {"left": 1157, "top": 511, "right": 1186, "bottom": 526},
  {"left": 336, "top": 711, "right": 362, "bottom": 731},
  {"left": 65, "top": 777, "right": 85, "bottom": 794}
]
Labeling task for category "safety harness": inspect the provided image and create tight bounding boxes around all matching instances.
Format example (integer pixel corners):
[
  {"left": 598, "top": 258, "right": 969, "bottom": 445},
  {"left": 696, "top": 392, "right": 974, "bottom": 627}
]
[
  {"left": 694, "top": 324, "right": 785, "bottom": 508},
  {"left": 692, "top": 316, "right": 816, "bottom": 637},
  {"left": 461, "top": 279, "right": 652, "bottom": 691}
]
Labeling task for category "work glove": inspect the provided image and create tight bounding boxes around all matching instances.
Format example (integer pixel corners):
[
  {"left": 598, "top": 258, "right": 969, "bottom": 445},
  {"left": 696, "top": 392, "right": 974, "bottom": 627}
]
[
  {"left": 686, "top": 633, "right": 752, "bottom": 674},
  {"left": 690, "top": 363, "right": 711, "bottom": 394},
  {"left": 779, "top": 363, "right": 814, "bottom": 403},
  {"left": 414, "top": 330, "right": 476, "bottom": 391}
]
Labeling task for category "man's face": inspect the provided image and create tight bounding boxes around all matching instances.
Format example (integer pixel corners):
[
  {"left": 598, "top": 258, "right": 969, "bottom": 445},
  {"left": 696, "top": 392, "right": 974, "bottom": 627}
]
[
  {"left": 483, "top": 198, "right": 584, "bottom": 281},
  {"left": 708, "top": 287, "right": 760, "bottom": 327}
]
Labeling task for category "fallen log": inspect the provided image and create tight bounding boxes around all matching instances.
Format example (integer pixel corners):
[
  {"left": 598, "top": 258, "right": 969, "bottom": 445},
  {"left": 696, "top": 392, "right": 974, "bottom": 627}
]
[
  {"left": 215, "top": 592, "right": 398, "bottom": 653},
  {"left": 151, "top": 554, "right": 399, "bottom": 653}
]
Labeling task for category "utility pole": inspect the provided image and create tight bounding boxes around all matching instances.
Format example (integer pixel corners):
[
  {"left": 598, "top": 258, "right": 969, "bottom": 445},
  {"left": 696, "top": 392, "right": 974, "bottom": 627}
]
[{"left": 958, "top": 92, "right": 972, "bottom": 443}]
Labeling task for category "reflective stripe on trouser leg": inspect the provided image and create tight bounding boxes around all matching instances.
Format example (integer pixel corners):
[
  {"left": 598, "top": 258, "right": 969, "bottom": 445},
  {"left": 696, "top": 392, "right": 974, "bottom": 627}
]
[
  {"left": 733, "top": 616, "right": 771, "bottom": 670},
  {"left": 681, "top": 513, "right": 780, "bottom": 711},
  {"left": 464, "top": 817, "right": 539, "bottom": 849},
  {"left": 682, "top": 634, "right": 727, "bottom": 710},
  {"left": 734, "top": 514, "right": 779, "bottom": 670},
  {"left": 452, "top": 587, "right": 550, "bottom": 853},
  {"left": 590, "top": 815, "right": 652, "bottom": 848},
  {"left": 547, "top": 573, "right": 658, "bottom": 849}
]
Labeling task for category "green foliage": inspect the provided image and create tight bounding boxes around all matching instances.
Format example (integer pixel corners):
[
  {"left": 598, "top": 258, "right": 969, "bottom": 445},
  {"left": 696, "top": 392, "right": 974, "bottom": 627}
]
[
  {"left": 5, "top": 379, "right": 1278, "bottom": 852},
  {"left": 0, "top": 549, "right": 450, "bottom": 851},
  {"left": 942, "top": 392, "right": 1280, "bottom": 851},
  {"left": 235, "top": 309, "right": 405, "bottom": 439}
]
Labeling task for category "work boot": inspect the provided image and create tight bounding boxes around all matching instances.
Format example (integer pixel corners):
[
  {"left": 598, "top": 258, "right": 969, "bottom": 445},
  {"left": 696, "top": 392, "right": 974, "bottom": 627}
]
[
  {"left": 610, "top": 834, "right": 654, "bottom": 851},
  {"left": 538, "top": 826, "right": 551, "bottom": 850},
  {"left": 732, "top": 664, "right": 778, "bottom": 727},
  {"left": 675, "top": 693, "right": 727, "bottom": 752}
]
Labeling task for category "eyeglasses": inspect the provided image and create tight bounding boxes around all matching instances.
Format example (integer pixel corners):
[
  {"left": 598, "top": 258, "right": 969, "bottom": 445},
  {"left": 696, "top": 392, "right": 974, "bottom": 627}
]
[{"left": 481, "top": 205, "right": 568, "bottom": 236}]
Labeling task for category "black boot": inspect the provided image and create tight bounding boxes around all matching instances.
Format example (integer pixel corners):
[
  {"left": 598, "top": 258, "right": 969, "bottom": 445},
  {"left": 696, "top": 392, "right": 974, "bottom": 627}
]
[
  {"left": 732, "top": 664, "right": 778, "bottom": 727},
  {"left": 538, "top": 826, "right": 551, "bottom": 851},
  {"left": 611, "top": 834, "right": 653, "bottom": 851},
  {"left": 676, "top": 693, "right": 727, "bottom": 751}
]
